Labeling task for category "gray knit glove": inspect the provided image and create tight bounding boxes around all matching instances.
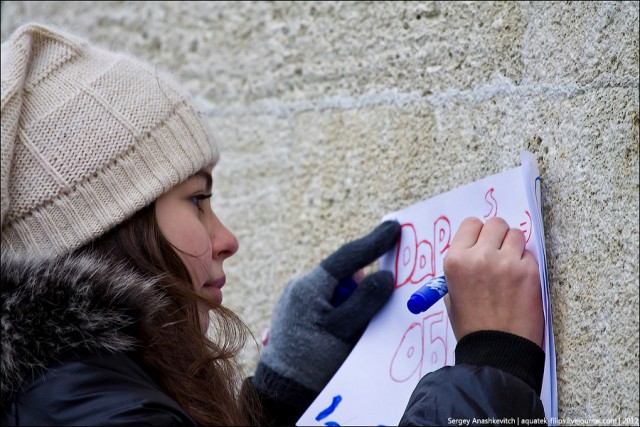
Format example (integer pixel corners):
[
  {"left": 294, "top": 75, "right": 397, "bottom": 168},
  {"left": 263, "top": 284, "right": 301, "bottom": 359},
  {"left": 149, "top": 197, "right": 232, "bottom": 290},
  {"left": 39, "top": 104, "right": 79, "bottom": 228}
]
[{"left": 253, "top": 220, "right": 401, "bottom": 404}]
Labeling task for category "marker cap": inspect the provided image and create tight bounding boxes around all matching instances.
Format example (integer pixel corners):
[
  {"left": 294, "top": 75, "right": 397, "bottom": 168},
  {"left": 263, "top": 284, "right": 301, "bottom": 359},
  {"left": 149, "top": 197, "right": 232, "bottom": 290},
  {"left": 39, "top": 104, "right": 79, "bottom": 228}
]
[{"left": 407, "top": 287, "right": 446, "bottom": 314}]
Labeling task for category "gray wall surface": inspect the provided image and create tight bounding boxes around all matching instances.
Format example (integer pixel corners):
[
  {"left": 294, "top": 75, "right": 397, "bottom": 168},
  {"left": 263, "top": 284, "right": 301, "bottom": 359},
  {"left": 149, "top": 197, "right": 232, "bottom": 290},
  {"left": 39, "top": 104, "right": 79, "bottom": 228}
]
[{"left": 2, "top": 1, "right": 638, "bottom": 423}]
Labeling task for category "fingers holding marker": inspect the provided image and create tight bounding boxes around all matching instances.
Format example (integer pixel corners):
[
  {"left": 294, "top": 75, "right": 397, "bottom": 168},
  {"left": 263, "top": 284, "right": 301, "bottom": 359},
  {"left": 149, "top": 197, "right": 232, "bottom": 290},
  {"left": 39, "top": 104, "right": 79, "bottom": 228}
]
[
  {"left": 449, "top": 217, "right": 483, "bottom": 250},
  {"left": 442, "top": 215, "right": 545, "bottom": 347},
  {"left": 501, "top": 227, "right": 527, "bottom": 258},
  {"left": 477, "top": 217, "right": 510, "bottom": 249}
]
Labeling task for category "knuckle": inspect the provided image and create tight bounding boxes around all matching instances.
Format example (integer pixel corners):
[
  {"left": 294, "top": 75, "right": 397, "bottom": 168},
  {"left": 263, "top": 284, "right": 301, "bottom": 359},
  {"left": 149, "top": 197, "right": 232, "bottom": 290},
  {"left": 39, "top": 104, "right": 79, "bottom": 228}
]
[
  {"left": 469, "top": 250, "right": 491, "bottom": 271},
  {"left": 508, "top": 227, "right": 524, "bottom": 238},
  {"left": 463, "top": 216, "right": 483, "bottom": 228},
  {"left": 497, "top": 255, "right": 514, "bottom": 275},
  {"left": 443, "top": 250, "right": 463, "bottom": 272},
  {"left": 487, "top": 216, "right": 508, "bottom": 228}
]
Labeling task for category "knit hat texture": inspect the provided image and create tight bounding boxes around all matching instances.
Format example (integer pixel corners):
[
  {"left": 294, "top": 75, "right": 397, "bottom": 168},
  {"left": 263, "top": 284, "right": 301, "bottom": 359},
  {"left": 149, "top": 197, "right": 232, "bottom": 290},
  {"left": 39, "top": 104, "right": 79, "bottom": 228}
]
[{"left": 1, "top": 24, "right": 219, "bottom": 257}]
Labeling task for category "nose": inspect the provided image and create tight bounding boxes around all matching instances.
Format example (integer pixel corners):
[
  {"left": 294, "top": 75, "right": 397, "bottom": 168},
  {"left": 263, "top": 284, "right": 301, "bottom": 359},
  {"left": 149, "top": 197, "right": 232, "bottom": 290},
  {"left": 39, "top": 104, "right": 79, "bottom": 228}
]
[{"left": 211, "top": 215, "right": 239, "bottom": 260}]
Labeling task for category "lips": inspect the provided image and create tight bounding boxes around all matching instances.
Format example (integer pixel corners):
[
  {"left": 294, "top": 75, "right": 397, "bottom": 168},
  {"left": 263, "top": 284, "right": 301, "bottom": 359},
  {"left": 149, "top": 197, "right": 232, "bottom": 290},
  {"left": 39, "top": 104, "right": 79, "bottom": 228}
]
[
  {"left": 202, "top": 276, "right": 225, "bottom": 304},
  {"left": 206, "top": 276, "right": 226, "bottom": 289}
]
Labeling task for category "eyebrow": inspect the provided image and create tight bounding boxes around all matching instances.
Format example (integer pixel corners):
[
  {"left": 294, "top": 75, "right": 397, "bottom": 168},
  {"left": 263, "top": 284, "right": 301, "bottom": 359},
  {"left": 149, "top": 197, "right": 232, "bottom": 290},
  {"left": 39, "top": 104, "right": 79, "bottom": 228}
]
[{"left": 191, "top": 171, "right": 213, "bottom": 192}]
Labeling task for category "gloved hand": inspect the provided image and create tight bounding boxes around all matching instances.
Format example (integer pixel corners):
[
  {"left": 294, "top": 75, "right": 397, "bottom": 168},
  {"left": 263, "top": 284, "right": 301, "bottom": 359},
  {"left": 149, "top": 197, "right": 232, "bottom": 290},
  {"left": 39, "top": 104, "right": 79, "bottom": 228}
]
[{"left": 252, "top": 220, "right": 401, "bottom": 407}]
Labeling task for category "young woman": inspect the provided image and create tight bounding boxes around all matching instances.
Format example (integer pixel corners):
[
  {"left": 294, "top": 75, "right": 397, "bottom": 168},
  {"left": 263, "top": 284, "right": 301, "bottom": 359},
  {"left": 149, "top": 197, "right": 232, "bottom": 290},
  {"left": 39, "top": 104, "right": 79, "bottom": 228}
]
[{"left": 1, "top": 24, "right": 546, "bottom": 426}]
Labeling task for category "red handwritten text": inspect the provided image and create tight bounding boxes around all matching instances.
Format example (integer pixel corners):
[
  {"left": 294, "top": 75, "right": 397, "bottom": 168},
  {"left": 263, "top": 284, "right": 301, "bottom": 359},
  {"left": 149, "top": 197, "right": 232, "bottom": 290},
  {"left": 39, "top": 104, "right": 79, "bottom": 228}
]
[{"left": 394, "top": 217, "right": 451, "bottom": 289}]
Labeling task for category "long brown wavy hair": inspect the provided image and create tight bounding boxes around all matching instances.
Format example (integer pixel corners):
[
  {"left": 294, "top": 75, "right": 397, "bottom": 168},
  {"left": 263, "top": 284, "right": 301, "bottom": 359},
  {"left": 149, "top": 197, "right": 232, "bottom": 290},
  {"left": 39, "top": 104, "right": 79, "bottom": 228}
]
[{"left": 77, "top": 201, "right": 262, "bottom": 426}]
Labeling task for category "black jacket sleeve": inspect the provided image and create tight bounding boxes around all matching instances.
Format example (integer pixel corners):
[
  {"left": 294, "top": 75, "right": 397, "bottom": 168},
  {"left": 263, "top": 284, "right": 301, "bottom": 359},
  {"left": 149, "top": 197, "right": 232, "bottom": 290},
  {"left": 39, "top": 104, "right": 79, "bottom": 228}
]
[
  {"left": 1, "top": 351, "right": 196, "bottom": 426},
  {"left": 244, "top": 362, "right": 319, "bottom": 427},
  {"left": 400, "top": 331, "right": 547, "bottom": 426}
]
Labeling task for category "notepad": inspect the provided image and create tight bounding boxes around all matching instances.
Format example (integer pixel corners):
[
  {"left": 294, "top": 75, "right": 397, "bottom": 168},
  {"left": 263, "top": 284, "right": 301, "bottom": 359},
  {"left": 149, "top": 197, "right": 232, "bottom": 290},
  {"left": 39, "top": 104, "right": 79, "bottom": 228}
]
[{"left": 297, "top": 151, "right": 557, "bottom": 426}]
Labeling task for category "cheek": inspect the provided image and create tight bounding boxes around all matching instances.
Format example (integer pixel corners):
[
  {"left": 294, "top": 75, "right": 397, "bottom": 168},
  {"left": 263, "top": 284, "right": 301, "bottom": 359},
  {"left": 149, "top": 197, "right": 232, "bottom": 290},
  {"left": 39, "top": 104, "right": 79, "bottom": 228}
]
[
  {"left": 176, "top": 228, "right": 212, "bottom": 287},
  {"left": 168, "top": 221, "right": 211, "bottom": 257},
  {"left": 160, "top": 212, "right": 212, "bottom": 285}
]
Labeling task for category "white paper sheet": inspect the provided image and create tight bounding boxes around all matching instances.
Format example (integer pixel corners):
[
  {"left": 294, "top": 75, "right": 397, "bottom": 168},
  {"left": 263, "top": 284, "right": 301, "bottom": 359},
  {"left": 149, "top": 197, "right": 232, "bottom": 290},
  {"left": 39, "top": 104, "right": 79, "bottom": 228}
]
[{"left": 297, "top": 151, "right": 557, "bottom": 426}]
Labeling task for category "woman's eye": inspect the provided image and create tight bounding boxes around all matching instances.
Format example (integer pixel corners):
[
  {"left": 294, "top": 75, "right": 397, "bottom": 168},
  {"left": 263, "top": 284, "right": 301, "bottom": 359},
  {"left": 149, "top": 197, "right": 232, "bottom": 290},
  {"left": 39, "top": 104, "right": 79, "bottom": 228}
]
[{"left": 190, "top": 194, "right": 212, "bottom": 211}]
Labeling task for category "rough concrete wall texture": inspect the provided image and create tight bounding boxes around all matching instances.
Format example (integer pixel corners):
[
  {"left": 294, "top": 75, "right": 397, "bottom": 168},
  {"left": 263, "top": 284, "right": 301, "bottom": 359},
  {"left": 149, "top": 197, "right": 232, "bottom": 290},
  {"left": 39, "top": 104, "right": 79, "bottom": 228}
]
[{"left": 2, "top": 1, "right": 638, "bottom": 423}]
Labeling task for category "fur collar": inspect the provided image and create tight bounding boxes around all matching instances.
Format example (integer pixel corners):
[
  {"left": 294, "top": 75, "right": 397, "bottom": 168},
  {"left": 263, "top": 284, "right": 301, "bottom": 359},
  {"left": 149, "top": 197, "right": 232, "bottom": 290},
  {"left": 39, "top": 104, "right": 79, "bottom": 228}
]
[{"left": 1, "top": 251, "right": 166, "bottom": 403}]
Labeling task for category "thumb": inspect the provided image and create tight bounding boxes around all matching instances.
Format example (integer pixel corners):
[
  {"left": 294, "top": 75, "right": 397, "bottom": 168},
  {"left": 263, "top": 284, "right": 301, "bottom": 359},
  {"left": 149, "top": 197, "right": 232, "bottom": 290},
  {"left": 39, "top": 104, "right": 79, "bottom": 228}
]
[
  {"left": 321, "top": 270, "right": 394, "bottom": 344},
  {"left": 320, "top": 220, "right": 401, "bottom": 283}
]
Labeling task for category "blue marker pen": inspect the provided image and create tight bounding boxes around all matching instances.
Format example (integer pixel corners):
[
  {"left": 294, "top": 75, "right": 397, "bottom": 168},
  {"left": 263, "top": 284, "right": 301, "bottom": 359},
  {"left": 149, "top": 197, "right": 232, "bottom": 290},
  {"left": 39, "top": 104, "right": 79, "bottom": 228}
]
[
  {"left": 330, "top": 277, "right": 358, "bottom": 307},
  {"left": 407, "top": 274, "right": 447, "bottom": 314}
]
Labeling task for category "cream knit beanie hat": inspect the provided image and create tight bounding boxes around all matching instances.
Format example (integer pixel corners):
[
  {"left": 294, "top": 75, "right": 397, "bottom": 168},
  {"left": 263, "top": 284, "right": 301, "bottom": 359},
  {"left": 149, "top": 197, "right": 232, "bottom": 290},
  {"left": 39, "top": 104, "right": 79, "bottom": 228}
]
[{"left": 1, "top": 24, "right": 219, "bottom": 257}]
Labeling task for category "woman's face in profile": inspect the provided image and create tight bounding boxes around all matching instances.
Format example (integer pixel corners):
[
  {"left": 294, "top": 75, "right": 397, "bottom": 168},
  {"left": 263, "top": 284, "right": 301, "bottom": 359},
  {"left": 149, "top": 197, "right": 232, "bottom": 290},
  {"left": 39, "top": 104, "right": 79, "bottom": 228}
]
[{"left": 155, "top": 164, "right": 239, "bottom": 332}]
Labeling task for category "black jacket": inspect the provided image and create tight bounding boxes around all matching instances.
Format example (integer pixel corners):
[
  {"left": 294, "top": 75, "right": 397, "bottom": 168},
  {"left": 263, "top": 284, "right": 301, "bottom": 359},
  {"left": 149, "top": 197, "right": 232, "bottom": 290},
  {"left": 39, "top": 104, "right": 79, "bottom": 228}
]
[
  {"left": 2, "top": 350, "right": 195, "bottom": 426},
  {"left": 400, "top": 330, "right": 546, "bottom": 425},
  {"left": 1, "top": 252, "right": 546, "bottom": 426},
  {"left": 250, "top": 331, "right": 547, "bottom": 426},
  {"left": 0, "top": 252, "right": 197, "bottom": 426}
]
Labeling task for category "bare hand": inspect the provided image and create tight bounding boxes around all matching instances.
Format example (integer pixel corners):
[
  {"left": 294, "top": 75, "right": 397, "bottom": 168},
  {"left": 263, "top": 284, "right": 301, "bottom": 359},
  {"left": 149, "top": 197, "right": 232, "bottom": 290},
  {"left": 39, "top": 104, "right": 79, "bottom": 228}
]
[{"left": 443, "top": 217, "right": 544, "bottom": 348}]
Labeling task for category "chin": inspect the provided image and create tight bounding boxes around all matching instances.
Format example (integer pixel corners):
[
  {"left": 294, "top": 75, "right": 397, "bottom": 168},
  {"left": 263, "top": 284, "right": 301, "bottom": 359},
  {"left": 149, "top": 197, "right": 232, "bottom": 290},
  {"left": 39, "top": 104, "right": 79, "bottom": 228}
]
[{"left": 201, "top": 284, "right": 223, "bottom": 305}]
